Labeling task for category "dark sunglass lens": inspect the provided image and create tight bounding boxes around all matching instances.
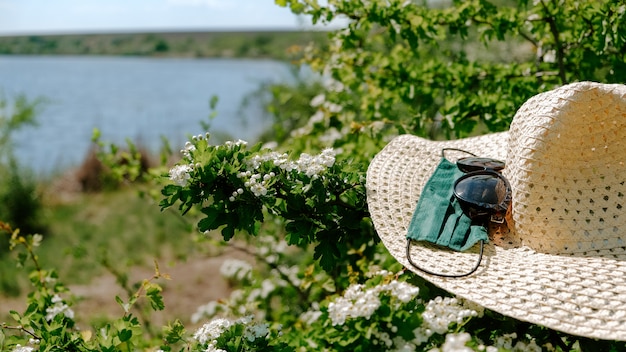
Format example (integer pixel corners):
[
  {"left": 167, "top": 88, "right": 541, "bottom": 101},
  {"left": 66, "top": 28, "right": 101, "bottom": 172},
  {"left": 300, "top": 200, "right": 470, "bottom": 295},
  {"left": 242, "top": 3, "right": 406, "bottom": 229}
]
[
  {"left": 454, "top": 173, "right": 507, "bottom": 205},
  {"left": 457, "top": 157, "right": 505, "bottom": 173}
]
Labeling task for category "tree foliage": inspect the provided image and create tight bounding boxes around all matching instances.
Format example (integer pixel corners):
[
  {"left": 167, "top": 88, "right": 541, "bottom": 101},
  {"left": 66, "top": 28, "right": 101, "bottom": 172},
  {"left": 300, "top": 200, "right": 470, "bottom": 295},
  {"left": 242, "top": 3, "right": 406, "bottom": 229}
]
[{"left": 276, "top": 0, "right": 626, "bottom": 142}]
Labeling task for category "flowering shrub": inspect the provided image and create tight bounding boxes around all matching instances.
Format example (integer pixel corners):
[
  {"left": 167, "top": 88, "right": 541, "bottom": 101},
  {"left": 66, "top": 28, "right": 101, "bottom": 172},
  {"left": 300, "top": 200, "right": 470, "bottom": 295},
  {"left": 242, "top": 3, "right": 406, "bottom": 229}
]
[{"left": 160, "top": 133, "right": 372, "bottom": 273}]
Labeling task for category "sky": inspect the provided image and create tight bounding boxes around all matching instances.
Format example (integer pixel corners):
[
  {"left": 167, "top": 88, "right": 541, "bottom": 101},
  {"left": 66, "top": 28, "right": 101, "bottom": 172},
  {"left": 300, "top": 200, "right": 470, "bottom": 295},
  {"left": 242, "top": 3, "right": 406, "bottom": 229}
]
[{"left": 0, "top": 0, "right": 320, "bottom": 35}]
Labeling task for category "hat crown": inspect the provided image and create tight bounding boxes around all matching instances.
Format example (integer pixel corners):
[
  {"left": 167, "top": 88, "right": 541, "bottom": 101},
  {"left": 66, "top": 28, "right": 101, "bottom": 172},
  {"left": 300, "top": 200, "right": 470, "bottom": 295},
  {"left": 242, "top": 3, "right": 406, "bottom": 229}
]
[{"left": 505, "top": 82, "right": 626, "bottom": 255}]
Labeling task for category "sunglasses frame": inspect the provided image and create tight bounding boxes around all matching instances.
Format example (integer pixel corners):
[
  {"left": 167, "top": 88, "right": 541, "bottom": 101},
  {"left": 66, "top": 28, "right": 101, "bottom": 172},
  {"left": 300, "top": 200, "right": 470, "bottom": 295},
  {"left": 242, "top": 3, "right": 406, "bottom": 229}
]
[{"left": 453, "top": 170, "right": 512, "bottom": 224}]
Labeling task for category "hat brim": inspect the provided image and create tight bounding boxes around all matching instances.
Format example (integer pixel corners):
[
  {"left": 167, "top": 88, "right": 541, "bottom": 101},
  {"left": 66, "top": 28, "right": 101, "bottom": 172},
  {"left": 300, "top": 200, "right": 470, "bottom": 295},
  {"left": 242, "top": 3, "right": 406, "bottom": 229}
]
[{"left": 366, "top": 133, "right": 626, "bottom": 341}]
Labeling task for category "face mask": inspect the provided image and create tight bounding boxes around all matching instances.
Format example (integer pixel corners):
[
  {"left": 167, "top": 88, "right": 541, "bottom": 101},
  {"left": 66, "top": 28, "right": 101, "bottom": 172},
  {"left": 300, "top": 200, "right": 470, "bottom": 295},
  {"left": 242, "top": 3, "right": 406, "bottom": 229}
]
[{"left": 405, "top": 158, "right": 488, "bottom": 277}]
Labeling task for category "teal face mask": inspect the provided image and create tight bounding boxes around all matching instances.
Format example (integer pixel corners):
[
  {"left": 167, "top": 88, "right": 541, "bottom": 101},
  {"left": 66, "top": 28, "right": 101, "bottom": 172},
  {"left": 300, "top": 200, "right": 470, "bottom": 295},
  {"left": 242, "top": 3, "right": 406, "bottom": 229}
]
[{"left": 405, "top": 157, "right": 489, "bottom": 277}]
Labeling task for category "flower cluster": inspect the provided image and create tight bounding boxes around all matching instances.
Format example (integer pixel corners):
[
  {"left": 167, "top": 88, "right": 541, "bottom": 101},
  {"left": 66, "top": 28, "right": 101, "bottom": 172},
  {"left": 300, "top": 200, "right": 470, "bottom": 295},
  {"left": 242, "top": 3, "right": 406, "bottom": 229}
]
[
  {"left": 245, "top": 148, "right": 336, "bottom": 178},
  {"left": 237, "top": 171, "right": 276, "bottom": 197},
  {"left": 171, "top": 134, "right": 248, "bottom": 188},
  {"left": 491, "top": 332, "right": 542, "bottom": 352},
  {"left": 436, "top": 333, "right": 473, "bottom": 352},
  {"left": 193, "top": 316, "right": 273, "bottom": 351},
  {"left": 327, "top": 284, "right": 381, "bottom": 326},
  {"left": 220, "top": 258, "right": 252, "bottom": 281},
  {"left": 168, "top": 164, "right": 193, "bottom": 187},
  {"left": 244, "top": 322, "right": 270, "bottom": 342},
  {"left": 223, "top": 139, "right": 248, "bottom": 148},
  {"left": 295, "top": 148, "right": 336, "bottom": 178},
  {"left": 193, "top": 318, "right": 233, "bottom": 345},
  {"left": 181, "top": 141, "right": 196, "bottom": 159},
  {"left": 327, "top": 279, "right": 421, "bottom": 326},
  {"left": 421, "top": 297, "right": 478, "bottom": 335},
  {"left": 228, "top": 188, "right": 245, "bottom": 202},
  {"left": 45, "top": 294, "right": 75, "bottom": 322},
  {"left": 11, "top": 345, "right": 35, "bottom": 352}
]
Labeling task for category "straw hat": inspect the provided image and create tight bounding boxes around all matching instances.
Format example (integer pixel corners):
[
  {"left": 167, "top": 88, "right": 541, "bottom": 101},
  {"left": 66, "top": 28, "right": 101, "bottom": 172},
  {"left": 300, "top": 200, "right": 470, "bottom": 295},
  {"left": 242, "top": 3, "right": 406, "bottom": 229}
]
[{"left": 366, "top": 81, "right": 626, "bottom": 340}]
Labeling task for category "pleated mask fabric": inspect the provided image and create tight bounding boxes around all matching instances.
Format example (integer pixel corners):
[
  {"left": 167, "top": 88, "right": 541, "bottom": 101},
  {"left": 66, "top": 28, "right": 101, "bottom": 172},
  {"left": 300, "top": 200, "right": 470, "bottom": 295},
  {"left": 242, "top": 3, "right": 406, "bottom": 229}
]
[{"left": 406, "top": 158, "right": 488, "bottom": 252}]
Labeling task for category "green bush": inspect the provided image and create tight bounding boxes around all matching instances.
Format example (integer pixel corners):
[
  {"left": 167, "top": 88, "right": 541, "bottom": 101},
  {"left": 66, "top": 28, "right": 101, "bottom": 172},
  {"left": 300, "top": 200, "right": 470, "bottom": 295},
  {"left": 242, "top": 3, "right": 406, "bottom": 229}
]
[{"left": 0, "top": 94, "right": 46, "bottom": 257}]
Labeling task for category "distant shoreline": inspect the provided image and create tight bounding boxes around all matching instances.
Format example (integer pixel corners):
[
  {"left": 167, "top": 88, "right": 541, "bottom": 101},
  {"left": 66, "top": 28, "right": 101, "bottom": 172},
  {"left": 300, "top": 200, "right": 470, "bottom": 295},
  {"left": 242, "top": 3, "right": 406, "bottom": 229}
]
[{"left": 0, "top": 30, "right": 330, "bottom": 60}]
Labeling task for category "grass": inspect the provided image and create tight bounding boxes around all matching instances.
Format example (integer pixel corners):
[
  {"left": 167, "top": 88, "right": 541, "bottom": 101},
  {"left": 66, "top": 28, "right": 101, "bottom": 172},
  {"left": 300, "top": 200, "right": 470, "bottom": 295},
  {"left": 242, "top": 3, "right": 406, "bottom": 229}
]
[{"left": 0, "top": 186, "right": 198, "bottom": 297}]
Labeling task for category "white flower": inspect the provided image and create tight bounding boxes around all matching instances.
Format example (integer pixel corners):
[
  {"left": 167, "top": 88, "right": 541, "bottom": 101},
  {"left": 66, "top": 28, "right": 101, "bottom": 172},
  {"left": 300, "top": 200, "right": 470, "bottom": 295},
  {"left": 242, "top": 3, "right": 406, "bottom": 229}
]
[
  {"left": 193, "top": 318, "right": 232, "bottom": 345},
  {"left": 219, "top": 259, "right": 252, "bottom": 280},
  {"left": 310, "top": 94, "right": 326, "bottom": 107},
  {"left": 325, "top": 78, "right": 345, "bottom": 93},
  {"left": 493, "top": 332, "right": 517, "bottom": 350},
  {"left": 326, "top": 279, "right": 421, "bottom": 327},
  {"left": 169, "top": 164, "right": 192, "bottom": 186},
  {"left": 244, "top": 323, "right": 269, "bottom": 342},
  {"left": 295, "top": 148, "right": 336, "bottom": 178},
  {"left": 527, "top": 13, "right": 540, "bottom": 21},
  {"left": 309, "top": 110, "right": 325, "bottom": 124},
  {"left": 250, "top": 182, "right": 268, "bottom": 197},
  {"left": 327, "top": 284, "right": 381, "bottom": 325},
  {"left": 391, "top": 336, "right": 417, "bottom": 352},
  {"left": 421, "top": 297, "right": 478, "bottom": 335},
  {"left": 390, "top": 19, "right": 401, "bottom": 34},
  {"left": 11, "top": 345, "right": 35, "bottom": 352},
  {"left": 512, "top": 339, "right": 542, "bottom": 352},
  {"left": 439, "top": 332, "right": 473, "bottom": 352},
  {"left": 318, "top": 128, "right": 343, "bottom": 145},
  {"left": 299, "top": 309, "right": 323, "bottom": 325},
  {"left": 240, "top": 169, "right": 275, "bottom": 198},
  {"left": 181, "top": 141, "right": 196, "bottom": 159},
  {"left": 224, "top": 139, "right": 248, "bottom": 148},
  {"left": 204, "top": 342, "right": 227, "bottom": 352},
  {"left": 543, "top": 49, "right": 556, "bottom": 63},
  {"left": 191, "top": 301, "right": 222, "bottom": 324},
  {"left": 383, "top": 280, "right": 420, "bottom": 303},
  {"left": 45, "top": 294, "right": 75, "bottom": 321}
]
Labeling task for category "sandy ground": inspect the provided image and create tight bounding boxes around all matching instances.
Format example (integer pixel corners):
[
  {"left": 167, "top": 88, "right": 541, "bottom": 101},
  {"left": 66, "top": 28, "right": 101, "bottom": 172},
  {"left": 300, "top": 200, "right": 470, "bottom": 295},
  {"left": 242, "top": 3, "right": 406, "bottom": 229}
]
[{"left": 0, "top": 250, "right": 247, "bottom": 331}]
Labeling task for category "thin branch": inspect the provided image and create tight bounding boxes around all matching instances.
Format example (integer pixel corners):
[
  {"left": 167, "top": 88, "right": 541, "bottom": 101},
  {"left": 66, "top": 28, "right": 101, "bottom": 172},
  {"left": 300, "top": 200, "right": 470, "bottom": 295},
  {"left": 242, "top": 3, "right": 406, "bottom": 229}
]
[
  {"left": 540, "top": 0, "right": 568, "bottom": 84},
  {"left": 227, "top": 243, "right": 310, "bottom": 303},
  {"left": 0, "top": 323, "right": 41, "bottom": 340}
]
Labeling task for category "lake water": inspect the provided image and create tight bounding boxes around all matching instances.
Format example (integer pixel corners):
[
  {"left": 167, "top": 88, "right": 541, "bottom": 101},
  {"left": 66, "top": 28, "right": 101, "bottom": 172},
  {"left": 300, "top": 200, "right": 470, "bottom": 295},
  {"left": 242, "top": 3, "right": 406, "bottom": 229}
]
[{"left": 0, "top": 55, "right": 294, "bottom": 175}]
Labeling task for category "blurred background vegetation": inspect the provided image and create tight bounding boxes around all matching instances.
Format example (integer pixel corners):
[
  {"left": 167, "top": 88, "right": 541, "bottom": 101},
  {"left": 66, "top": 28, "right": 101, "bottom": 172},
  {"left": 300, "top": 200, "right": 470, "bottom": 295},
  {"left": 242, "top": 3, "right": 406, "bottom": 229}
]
[{"left": 0, "top": 31, "right": 329, "bottom": 60}]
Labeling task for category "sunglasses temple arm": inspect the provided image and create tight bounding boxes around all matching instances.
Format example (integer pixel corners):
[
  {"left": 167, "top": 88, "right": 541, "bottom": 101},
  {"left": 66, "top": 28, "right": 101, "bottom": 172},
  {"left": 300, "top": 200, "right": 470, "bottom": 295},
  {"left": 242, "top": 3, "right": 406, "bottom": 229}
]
[{"left": 405, "top": 239, "right": 484, "bottom": 278}]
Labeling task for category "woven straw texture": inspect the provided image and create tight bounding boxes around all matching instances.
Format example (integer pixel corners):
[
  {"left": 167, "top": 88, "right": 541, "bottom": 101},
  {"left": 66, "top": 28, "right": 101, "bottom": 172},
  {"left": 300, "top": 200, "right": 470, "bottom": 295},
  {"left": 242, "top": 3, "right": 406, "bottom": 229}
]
[{"left": 366, "top": 82, "right": 626, "bottom": 340}]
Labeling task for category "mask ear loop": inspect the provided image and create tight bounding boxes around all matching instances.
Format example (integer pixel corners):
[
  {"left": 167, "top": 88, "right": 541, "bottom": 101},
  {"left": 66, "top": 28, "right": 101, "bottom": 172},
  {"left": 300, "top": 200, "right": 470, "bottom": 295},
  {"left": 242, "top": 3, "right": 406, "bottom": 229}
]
[
  {"left": 405, "top": 239, "right": 484, "bottom": 278},
  {"left": 441, "top": 148, "right": 477, "bottom": 159}
]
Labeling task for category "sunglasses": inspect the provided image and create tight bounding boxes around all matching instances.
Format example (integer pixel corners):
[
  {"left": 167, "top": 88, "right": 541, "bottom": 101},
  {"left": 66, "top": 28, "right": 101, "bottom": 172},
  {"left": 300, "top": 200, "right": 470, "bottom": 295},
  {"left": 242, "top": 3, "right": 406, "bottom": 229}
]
[
  {"left": 452, "top": 153, "right": 511, "bottom": 224},
  {"left": 406, "top": 149, "right": 511, "bottom": 278}
]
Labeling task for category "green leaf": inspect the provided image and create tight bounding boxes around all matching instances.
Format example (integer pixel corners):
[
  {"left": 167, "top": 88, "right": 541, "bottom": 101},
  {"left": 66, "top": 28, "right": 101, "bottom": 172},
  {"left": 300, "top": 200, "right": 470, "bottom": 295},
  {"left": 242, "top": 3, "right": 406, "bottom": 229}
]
[
  {"left": 115, "top": 296, "right": 129, "bottom": 313},
  {"left": 198, "top": 206, "right": 220, "bottom": 232},
  {"left": 146, "top": 283, "right": 165, "bottom": 311},
  {"left": 313, "top": 241, "right": 338, "bottom": 272},
  {"left": 221, "top": 225, "right": 235, "bottom": 241},
  {"left": 118, "top": 328, "right": 132, "bottom": 342},
  {"left": 161, "top": 184, "right": 180, "bottom": 197},
  {"left": 163, "top": 320, "right": 186, "bottom": 344}
]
